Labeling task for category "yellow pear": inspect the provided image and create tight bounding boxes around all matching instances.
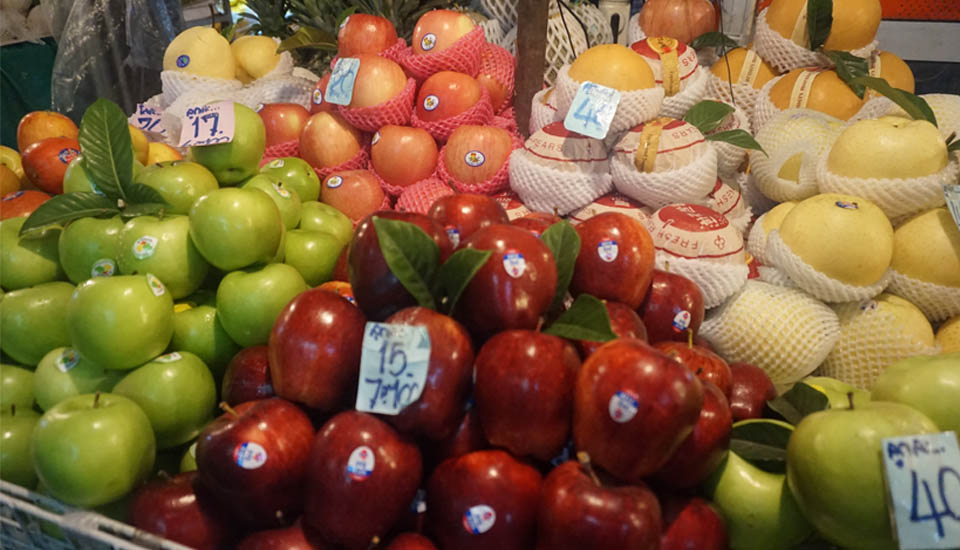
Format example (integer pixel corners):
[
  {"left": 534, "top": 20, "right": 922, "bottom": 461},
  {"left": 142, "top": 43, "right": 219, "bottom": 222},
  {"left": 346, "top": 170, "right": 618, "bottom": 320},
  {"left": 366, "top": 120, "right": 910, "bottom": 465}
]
[
  {"left": 891, "top": 207, "right": 960, "bottom": 287},
  {"left": 936, "top": 316, "right": 960, "bottom": 353},
  {"left": 827, "top": 116, "right": 948, "bottom": 180},
  {"left": 568, "top": 44, "right": 656, "bottom": 91},
  {"left": 231, "top": 35, "right": 283, "bottom": 84},
  {"left": 163, "top": 26, "right": 236, "bottom": 80}
]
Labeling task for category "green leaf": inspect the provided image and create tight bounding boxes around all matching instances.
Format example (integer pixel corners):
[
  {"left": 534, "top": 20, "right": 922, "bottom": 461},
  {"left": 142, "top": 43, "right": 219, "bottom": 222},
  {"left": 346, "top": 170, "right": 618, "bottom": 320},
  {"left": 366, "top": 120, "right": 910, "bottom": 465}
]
[
  {"left": 124, "top": 183, "right": 168, "bottom": 206},
  {"left": 543, "top": 294, "right": 617, "bottom": 342},
  {"left": 806, "top": 0, "right": 833, "bottom": 51},
  {"left": 824, "top": 50, "right": 870, "bottom": 98},
  {"left": 277, "top": 26, "right": 338, "bottom": 53},
  {"left": 949, "top": 140, "right": 960, "bottom": 153},
  {"left": 220, "top": 23, "right": 237, "bottom": 42},
  {"left": 541, "top": 221, "right": 581, "bottom": 312},
  {"left": 707, "top": 130, "right": 768, "bottom": 156},
  {"left": 848, "top": 76, "right": 937, "bottom": 126},
  {"left": 18, "top": 193, "right": 120, "bottom": 236},
  {"left": 372, "top": 216, "right": 439, "bottom": 310},
  {"left": 729, "top": 419, "right": 794, "bottom": 473},
  {"left": 689, "top": 31, "right": 739, "bottom": 52},
  {"left": 78, "top": 98, "right": 134, "bottom": 201},
  {"left": 765, "top": 382, "right": 830, "bottom": 425},
  {"left": 435, "top": 248, "right": 493, "bottom": 314},
  {"left": 684, "top": 100, "right": 736, "bottom": 135},
  {"left": 336, "top": 6, "right": 359, "bottom": 27}
]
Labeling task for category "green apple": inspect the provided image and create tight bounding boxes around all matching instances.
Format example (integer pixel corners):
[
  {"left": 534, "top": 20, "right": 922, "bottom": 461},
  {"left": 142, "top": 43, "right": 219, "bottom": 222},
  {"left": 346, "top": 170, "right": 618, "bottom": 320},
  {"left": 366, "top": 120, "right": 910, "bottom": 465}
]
[
  {"left": 216, "top": 263, "right": 307, "bottom": 347},
  {"left": 188, "top": 187, "right": 284, "bottom": 271},
  {"left": 170, "top": 293, "right": 239, "bottom": 382},
  {"left": 0, "top": 281, "right": 74, "bottom": 365},
  {"left": 112, "top": 351, "right": 216, "bottom": 449},
  {"left": 786, "top": 401, "right": 939, "bottom": 550},
  {"left": 298, "top": 200, "right": 354, "bottom": 245},
  {"left": 0, "top": 364, "right": 35, "bottom": 411},
  {"left": 33, "top": 347, "right": 124, "bottom": 411},
  {"left": 117, "top": 215, "right": 210, "bottom": 299},
  {"left": 58, "top": 216, "right": 124, "bottom": 284},
  {"left": 260, "top": 157, "right": 321, "bottom": 202},
  {"left": 242, "top": 174, "right": 302, "bottom": 229},
  {"left": 0, "top": 406, "right": 40, "bottom": 488},
  {"left": 283, "top": 229, "right": 345, "bottom": 286},
  {"left": 66, "top": 274, "right": 174, "bottom": 370},
  {"left": 871, "top": 352, "right": 960, "bottom": 435},
  {"left": 32, "top": 392, "right": 155, "bottom": 507},
  {"left": 801, "top": 376, "right": 871, "bottom": 409},
  {"left": 179, "top": 440, "right": 198, "bottom": 472},
  {"left": 134, "top": 160, "right": 219, "bottom": 215},
  {"left": 63, "top": 157, "right": 144, "bottom": 195},
  {"left": 0, "top": 217, "right": 65, "bottom": 291},
  {"left": 189, "top": 102, "right": 266, "bottom": 186}
]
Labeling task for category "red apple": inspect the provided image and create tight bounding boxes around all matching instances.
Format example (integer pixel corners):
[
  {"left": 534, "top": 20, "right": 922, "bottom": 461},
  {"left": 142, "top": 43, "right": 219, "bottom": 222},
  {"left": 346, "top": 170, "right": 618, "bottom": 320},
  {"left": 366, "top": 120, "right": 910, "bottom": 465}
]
[
  {"left": 321, "top": 170, "right": 386, "bottom": 223},
  {"left": 427, "top": 193, "right": 509, "bottom": 248},
  {"left": 195, "top": 397, "right": 315, "bottom": 528},
  {"left": 382, "top": 307, "right": 474, "bottom": 440},
  {"left": 416, "top": 72, "right": 483, "bottom": 123},
  {"left": 349, "top": 54, "right": 408, "bottom": 109},
  {"left": 330, "top": 250, "right": 351, "bottom": 284},
  {"left": 457, "top": 224, "right": 557, "bottom": 341},
  {"left": 660, "top": 495, "right": 728, "bottom": 550},
  {"left": 510, "top": 211, "right": 561, "bottom": 238},
  {"left": 536, "top": 457, "right": 661, "bottom": 550},
  {"left": 474, "top": 330, "right": 580, "bottom": 460},
  {"left": 259, "top": 103, "right": 311, "bottom": 148},
  {"left": 371, "top": 126, "right": 439, "bottom": 189},
  {"left": 412, "top": 10, "right": 476, "bottom": 55},
  {"left": 222, "top": 346, "right": 274, "bottom": 406},
  {"left": 386, "top": 533, "right": 438, "bottom": 550},
  {"left": 299, "top": 111, "right": 363, "bottom": 170},
  {"left": 638, "top": 269, "right": 705, "bottom": 344},
  {"left": 130, "top": 471, "right": 236, "bottom": 550},
  {"left": 570, "top": 212, "right": 655, "bottom": 309},
  {"left": 22, "top": 136, "right": 80, "bottom": 194},
  {"left": 303, "top": 411, "right": 423, "bottom": 549},
  {"left": 423, "top": 408, "right": 489, "bottom": 471},
  {"left": 654, "top": 341, "right": 732, "bottom": 398},
  {"left": 338, "top": 13, "right": 398, "bottom": 57},
  {"left": 727, "top": 362, "right": 777, "bottom": 421},
  {"left": 426, "top": 450, "right": 541, "bottom": 550},
  {"left": 577, "top": 300, "right": 648, "bottom": 359},
  {"left": 1, "top": 190, "right": 51, "bottom": 220},
  {"left": 310, "top": 73, "right": 334, "bottom": 114},
  {"left": 573, "top": 338, "right": 703, "bottom": 483},
  {"left": 442, "top": 125, "right": 513, "bottom": 187},
  {"left": 236, "top": 520, "right": 329, "bottom": 550},
  {"left": 269, "top": 288, "right": 367, "bottom": 411}
]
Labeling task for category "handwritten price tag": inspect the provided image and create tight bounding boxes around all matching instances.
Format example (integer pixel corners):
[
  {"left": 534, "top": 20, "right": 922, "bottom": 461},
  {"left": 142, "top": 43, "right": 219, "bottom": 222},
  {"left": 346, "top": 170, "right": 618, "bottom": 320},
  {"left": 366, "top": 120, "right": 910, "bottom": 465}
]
[
  {"left": 882, "top": 432, "right": 960, "bottom": 549},
  {"left": 355, "top": 322, "right": 430, "bottom": 416},
  {"left": 178, "top": 102, "right": 235, "bottom": 148},
  {"left": 563, "top": 81, "right": 621, "bottom": 140},
  {"left": 128, "top": 103, "right": 166, "bottom": 135},
  {"left": 325, "top": 57, "right": 360, "bottom": 106},
  {"left": 945, "top": 185, "right": 960, "bottom": 231}
]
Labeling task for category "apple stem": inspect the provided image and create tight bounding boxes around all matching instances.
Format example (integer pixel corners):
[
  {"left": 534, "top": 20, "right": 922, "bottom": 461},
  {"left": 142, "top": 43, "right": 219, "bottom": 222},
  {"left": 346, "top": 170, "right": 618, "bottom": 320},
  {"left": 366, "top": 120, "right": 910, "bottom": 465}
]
[
  {"left": 536, "top": 316, "right": 545, "bottom": 332},
  {"left": 664, "top": 261, "right": 671, "bottom": 273},
  {"left": 93, "top": 392, "right": 101, "bottom": 409},
  {"left": 444, "top": 179, "right": 459, "bottom": 194},
  {"left": 219, "top": 402, "right": 239, "bottom": 417},
  {"left": 847, "top": 391, "right": 855, "bottom": 410},
  {"left": 367, "top": 536, "right": 381, "bottom": 549},
  {"left": 687, "top": 330, "right": 693, "bottom": 349},
  {"left": 576, "top": 451, "right": 602, "bottom": 487}
]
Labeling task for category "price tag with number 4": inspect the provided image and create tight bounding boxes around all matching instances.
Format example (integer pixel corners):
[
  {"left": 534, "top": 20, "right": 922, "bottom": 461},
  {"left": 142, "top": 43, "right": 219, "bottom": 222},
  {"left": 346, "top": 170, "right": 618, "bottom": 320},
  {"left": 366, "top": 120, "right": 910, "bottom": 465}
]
[
  {"left": 178, "top": 102, "right": 235, "bottom": 148},
  {"left": 563, "top": 81, "right": 621, "bottom": 140},
  {"left": 355, "top": 322, "right": 430, "bottom": 416},
  {"left": 945, "top": 185, "right": 960, "bottom": 231},
  {"left": 325, "top": 57, "right": 360, "bottom": 106}
]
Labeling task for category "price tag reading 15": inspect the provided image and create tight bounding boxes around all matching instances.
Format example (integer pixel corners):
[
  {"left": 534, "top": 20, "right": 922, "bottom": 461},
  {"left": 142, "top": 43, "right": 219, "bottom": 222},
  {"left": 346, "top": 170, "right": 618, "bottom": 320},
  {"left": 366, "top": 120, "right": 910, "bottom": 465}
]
[
  {"left": 882, "top": 432, "right": 960, "bottom": 550},
  {"left": 563, "top": 81, "right": 621, "bottom": 140},
  {"left": 355, "top": 322, "right": 430, "bottom": 416},
  {"left": 177, "top": 102, "right": 236, "bottom": 148}
]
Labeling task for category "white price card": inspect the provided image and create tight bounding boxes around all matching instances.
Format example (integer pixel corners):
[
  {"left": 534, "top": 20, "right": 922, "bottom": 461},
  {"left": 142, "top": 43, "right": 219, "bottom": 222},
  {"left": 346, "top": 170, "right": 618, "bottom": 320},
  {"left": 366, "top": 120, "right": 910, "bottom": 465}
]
[
  {"left": 178, "top": 102, "right": 235, "bottom": 148},
  {"left": 945, "top": 185, "right": 960, "bottom": 231},
  {"left": 882, "top": 431, "right": 960, "bottom": 550},
  {"left": 128, "top": 103, "right": 166, "bottom": 135},
  {"left": 563, "top": 81, "right": 621, "bottom": 140},
  {"left": 325, "top": 57, "right": 360, "bottom": 106},
  {"left": 355, "top": 322, "right": 430, "bottom": 415}
]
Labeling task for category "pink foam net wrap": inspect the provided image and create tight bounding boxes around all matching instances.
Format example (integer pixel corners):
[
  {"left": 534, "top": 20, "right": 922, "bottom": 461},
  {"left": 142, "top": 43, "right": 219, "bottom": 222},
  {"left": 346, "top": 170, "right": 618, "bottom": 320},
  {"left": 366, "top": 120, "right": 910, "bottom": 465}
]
[
  {"left": 478, "top": 42, "right": 517, "bottom": 114},
  {"left": 492, "top": 107, "right": 519, "bottom": 135},
  {"left": 261, "top": 139, "right": 300, "bottom": 167},
  {"left": 328, "top": 37, "right": 409, "bottom": 70},
  {"left": 370, "top": 161, "right": 439, "bottom": 199},
  {"left": 411, "top": 86, "right": 496, "bottom": 143},
  {"left": 435, "top": 131, "right": 524, "bottom": 195},
  {"left": 399, "top": 27, "right": 487, "bottom": 80},
  {"left": 310, "top": 145, "right": 370, "bottom": 183},
  {"left": 395, "top": 178, "right": 455, "bottom": 214},
  {"left": 338, "top": 77, "right": 417, "bottom": 132}
]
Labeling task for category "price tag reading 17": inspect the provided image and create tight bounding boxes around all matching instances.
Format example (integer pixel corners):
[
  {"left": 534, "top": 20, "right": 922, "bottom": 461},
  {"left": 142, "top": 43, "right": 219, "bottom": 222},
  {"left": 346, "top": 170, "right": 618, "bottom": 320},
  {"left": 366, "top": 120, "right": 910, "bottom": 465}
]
[
  {"left": 882, "top": 432, "right": 960, "bottom": 550},
  {"left": 563, "top": 81, "right": 621, "bottom": 140},
  {"left": 325, "top": 57, "right": 360, "bottom": 106},
  {"left": 355, "top": 322, "right": 430, "bottom": 416},
  {"left": 945, "top": 185, "right": 960, "bottom": 231},
  {"left": 178, "top": 102, "right": 236, "bottom": 148},
  {"left": 128, "top": 103, "right": 166, "bottom": 135}
]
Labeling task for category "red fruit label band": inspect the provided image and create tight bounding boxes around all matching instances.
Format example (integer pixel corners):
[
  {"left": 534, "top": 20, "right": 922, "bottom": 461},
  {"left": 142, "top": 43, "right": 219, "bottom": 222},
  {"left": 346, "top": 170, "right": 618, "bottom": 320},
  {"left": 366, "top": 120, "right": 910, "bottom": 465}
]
[
  {"left": 609, "top": 390, "right": 639, "bottom": 423},
  {"left": 462, "top": 505, "right": 496, "bottom": 535},
  {"left": 233, "top": 442, "right": 268, "bottom": 470},
  {"left": 347, "top": 445, "right": 375, "bottom": 481}
]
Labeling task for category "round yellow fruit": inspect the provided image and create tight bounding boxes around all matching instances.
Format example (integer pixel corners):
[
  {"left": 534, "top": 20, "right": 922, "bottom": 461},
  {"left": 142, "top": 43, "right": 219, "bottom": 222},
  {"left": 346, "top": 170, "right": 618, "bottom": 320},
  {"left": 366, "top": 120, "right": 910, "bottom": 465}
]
[
  {"left": 827, "top": 116, "right": 948, "bottom": 180},
  {"left": 769, "top": 69, "right": 864, "bottom": 121},
  {"left": 779, "top": 193, "right": 893, "bottom": 286},
  {"left": 0, "top": 145, "right": 24, "bottom": 179},
  {"left": 0, "top": 164, "right": 20, "bottom": 195},
  {"left": 710, "top": 48, "right": 779, "bottom": 89},
  {"left": 891, "top": 208, "right": 960, "bottom": 288},
  {"left": 568, "top": 44, "right": 656, "bottom": 91},
  {"left": 869, "top": 51, "right": 915, "bottom": 94},
  {"left": 128, "top": 125, "right": 149, "bottom": 165},
  {"left": 761, "top": 200, "right": 799, "bottom": 235},
  {"left": 937, "top": 316, "right": 960, "bottom": 353},
  {"left": 146, "top": 142, "right": 183, "bottom": 165},
  {"left": 163, "top": 26, "right": 236, "bottom": 80},
  {"left": 766, "top": 0, "right": 882, "bottom": 51},
  {"left": 231, "top": 35, "right": 283, "bottom": 84}
]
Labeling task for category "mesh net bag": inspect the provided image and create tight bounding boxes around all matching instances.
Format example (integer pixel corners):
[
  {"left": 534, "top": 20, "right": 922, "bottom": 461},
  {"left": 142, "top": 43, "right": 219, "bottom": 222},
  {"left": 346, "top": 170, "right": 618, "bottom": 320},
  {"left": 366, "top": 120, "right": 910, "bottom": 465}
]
[
  {"left": 654, "top": 253, "right": 749, "bottom": 309},
  {"left": 530, "top": 87, "right": 564, "bottom": 135},
  {"left": 436, "top": 131, "right": 524, "bottom": 195},
  {"left": 753, "top": 7, "right": 877, "bottom": 74},
  {"left": 757, "top": 265, "right": 797, "bottom": 288},
  {"left": 338, "top": 77, "right": 416, "bottom": 133},
  {"left": 479, "top": 43, "right": 517, "bottom": 115},
  {"left": 411, "top": 87, "right": 496, "bottom": 144},
  {"left": 738, "top": 171, "right": 778, "bottom": 217},
  {"left": 259, "top": 42, "right": 296, "bottom": 80},
  {"left": 160, "top": 70, "right": 242, "bottom": 106},
  {"left": 369, "top": 163, "right": 437, "bottom": 199},
  {"left": 710, "top": 106, "right": 752, "bottom": 178},
  {"left": 850, "top": 96, "right": 897, "bottom": 123},
  {"left": 888, "top": 94, "right": 960, "bottom": 140},
  {"left": 394, "top": 178, "right": 454, "bottom": 214},
  {"left": 261, "top": 139, "right": 300, "bottom": 166},
  {"left": 542, "top": 2, "right": 612, "bottom": 86},
  {"left": 700, "top": 280, "right": 841, "bottom": 384},
  {"left": 509, "top": 150, "right": 613, "bottom": 216},
  {"left": 704, "top": 73, "right": 764, "bottom": 125},
  {"left": 568, "top": 193, "right": 654, "bottom": 226},
  {"left": 481, "top": 0, "right": 517, "bottom": 33},
  {"left": 399, "top": 26, "right": 486, "bottom": 80},
  {"left": 820, "top": 294, "right": 940, "bottom": 389},
  {"left": 888, "top": 270, "right": 960, "bottom": 323},
  {"left": 628, "top": 12, "right": 645, "bottom": 45},
  {"left": 480, "top": 18, "right": 505, "bottom": 47},
  {"left": 766, "top": 229, "right": 891, "bottom": 303},
  {"left": 658, "top": 68, "right": 709, "bottom": 119},
  {"left": 817, "top": 156, "right": 957, "bottom": 220},
  {"left": 553, "top": 65, "right": 666, "bottom": 135},
  {"left": 501, "top": 25, "right": 518, "bottom": 54},
  {"left": 329, "top": 38, "right": 409, "bottom": 69},
  {"left": 232, "top": 74, "right": 316, "bottom": 111},
  {"left": 746, "top": 211, "right": 774, "bottom": 265},
  {"left": 704, "top": 177, "right": 753, "bottom": 233},
  {"left": 492, "top": 108, "right": 519, "bottom": 135},
  {"left": 312, "top": 145, "right": 370, "bottom": 183}
]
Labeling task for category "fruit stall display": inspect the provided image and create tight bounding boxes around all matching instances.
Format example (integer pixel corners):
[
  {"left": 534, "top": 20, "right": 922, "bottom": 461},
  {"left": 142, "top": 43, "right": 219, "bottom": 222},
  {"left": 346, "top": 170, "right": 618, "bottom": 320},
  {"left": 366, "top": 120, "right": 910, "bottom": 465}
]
[{"left": 1, "top": 0, "right": 960, "bottom": 549}]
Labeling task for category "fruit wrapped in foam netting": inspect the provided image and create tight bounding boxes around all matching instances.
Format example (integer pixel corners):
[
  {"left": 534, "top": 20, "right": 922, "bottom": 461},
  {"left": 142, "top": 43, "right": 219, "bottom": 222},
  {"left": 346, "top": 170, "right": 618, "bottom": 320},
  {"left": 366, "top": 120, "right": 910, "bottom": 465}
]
[
  {"left": 746, "top": 200, "right": 798, "bottom": 266},
  {"left": 887, "top": 94, "right": 960, "bottom": 141},
  {"left": 702, "top": 177, "right": 752, "bottom": 234},
  {"left": 753, "top": 69, "right": 868, "bottom": 133},
  {"left": 631, "top": 37, "right": 708, "bottom": 119},
  {"left": 530, "top": 87, "right": 563, "bottom": 135},
  {"left": 705, "top": 104, "right": 752, "bottom": 178},
  {"left": 567, "top": 193, "right": 653, "bottom": 227},
  {"left": 886, "top": 208, "right": 960, "bottom": 322},
  {"left": 704, "top": 48, "right": 781, "bottom": 122}
]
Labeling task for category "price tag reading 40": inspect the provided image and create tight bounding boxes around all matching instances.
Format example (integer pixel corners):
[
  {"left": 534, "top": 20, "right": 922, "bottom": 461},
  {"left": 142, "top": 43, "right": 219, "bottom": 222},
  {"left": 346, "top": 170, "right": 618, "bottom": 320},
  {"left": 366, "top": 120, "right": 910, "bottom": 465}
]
[
  {"left": 882, "top": 432, "right": 960, "bottom": 550},
  {"left": 177, "top": 102, "right": 236, "bottom": 148},
  {"left": 563, "top": 81, "right": 621, "bottom": 140},
  {"left": 355, "top": 322, "right": 430, "bottom": 416},
  {"left": 945, "top": 185, "right": 960, "bottom": 231},
  {"left": 325, "top": 57, "right": 360, "bottom": 106}
]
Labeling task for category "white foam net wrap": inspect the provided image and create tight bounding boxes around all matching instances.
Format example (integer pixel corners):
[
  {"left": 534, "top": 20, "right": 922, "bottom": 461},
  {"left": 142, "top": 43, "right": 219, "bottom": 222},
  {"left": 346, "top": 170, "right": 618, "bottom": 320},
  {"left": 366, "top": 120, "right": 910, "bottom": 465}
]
[
  {"left": 700, "top": 280, "right": 841, "bottom": 384},
  {"left": 753, "top": 8, "right": 877, "bottom": 74},
  {"left": 711, "top": 106, "right": 752, "bottom": 178},
  {"left": 530, "top": 88, "right": 563, "bottom": 135},
  {"left": 704, "top": 71, "right": 764, "bottom": 121},
  {"left": 508, "top": 149, "right": 614, "bottom": 216},
  {"left": 659, "top": 68, "right": 709, "bottom": 119},
  {"left": 757, "top": 265, "right": 797, "bottom": 288},
  {"left": 554, "top": 65, "right": 665, "bottom": 135},
  {"left": 481, "top": 0, "right": 517, "bottom": 32},
  {"left": 611, "top": 141, "right": 718, "bottom": 210},
  {"left": 160, "top": 70, "right": 242, "bottom": 107},
  {"left": 746, "top": 211, "right": 773, "bottom": 265},
  {"left": 738, "top": 171, "right": 778, "bottom": 217},
  {"left": 628, "top": 12, "right": 645, "bottom": 45},
  {"left": 654, "top": 253, "right": 749, "bottom": 309},
  {"left": 888, "top": 270, "right": 960, "bottom": 323},
  {"left": 887, "top": 93, "right": 960, "bottom": 141},
  {"left": 480, "top": 18, "right": 504, "bottom": 46}
]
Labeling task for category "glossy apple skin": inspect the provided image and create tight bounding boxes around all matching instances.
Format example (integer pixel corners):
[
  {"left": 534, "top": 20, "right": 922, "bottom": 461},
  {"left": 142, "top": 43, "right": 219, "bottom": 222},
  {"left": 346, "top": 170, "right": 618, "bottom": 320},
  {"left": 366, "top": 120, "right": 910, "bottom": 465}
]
[
  {"left": 412, "top": 10, "right": 475, "bottom": 55},
  {"left": 423, "top": 408, "right": 489, "bottom": 471},
  {"left": 428, "top": 193, "right": 509, "bottom": 249},
  {"left": 660, "top": 495, "right": 728, "bottom": 550},
  {"left": 269, "top": 288, "right": 367, "bottom": 411},
  {"left": 386, "top": 532, "right": 438, "bottom": 550},
  {"left": 577, "top": 301, "right": 648, "bottom": 359},
  {"left": 638, "top": 269, "right": 705, "bottom": 344},
  {"left": 320, "top": 170, "right": 385, "bottom": 224},
  {"left": 415, "top": 71, "right": 483, "bottom": 122},
  {"left": 573, "top": 338, "right": 703, "bottom": 483},
  {"left": 196, "top": 398, "right": 315, "bottom": 529},
  {"left": 426, "top": 450, "right": 542, "bottom": 550},
  {"left": 259, "top": 103, "right": 311, "bottom": 148},
  {"left": 728, "top": 362, "right": 777, "bottom": 421},
  {"left": 655, "top": 342, "right": 732, "bottom": 398},
  {"left": 338, "top": 13, "right": 398, "bottom": 57},
  {"left": 475, "top": 330, "right": 580, "bottom": 460},
  {"left": 22, "top": 136, "right": 80, "bottom": 194},
  {"left": 442, "top": 125, "right": 513, "bottom": 187},
  {"left": 536, "top": 460, "right": 661, "bottom": 550},
  {"left": 1, "top": 190, "right": 51, "bottom": 220},
  {"left": 350, "top": 54, "right": 407, "bottom": 109},
  {"left": 510, "top": 212, "right": 561, "bottom": 238},
  {"left": 383, "top": 307, "right": 474, "bottom": 440},
  {"left": 299, "top": 112, "right": 363, "bottom": 170},
  {"left": 571, "top": 212, "right": 655, "bottom": 309},
  {"left": 303, "top": 411, "right": 423, "bottom": 549},
  {"left": 457, "top": 224, "right": 557, "bottom": 341},
  {"left": 130, "top": 472, "right": 236, "bottom": 550},
  {"left": 371, "top": 125, "right": 439, "bottom": 189},
  {"left": 349, "top": 211, "right": 454, "bottom": 321},
  {"left": 652, "top": 381, "right": 733, "bottom": 489},
  {"left": 222, "top": 346, "right": 274, "bottom": 406},
  {"left": 236, "top": 520, "right": 329, "bottom": 550}
]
